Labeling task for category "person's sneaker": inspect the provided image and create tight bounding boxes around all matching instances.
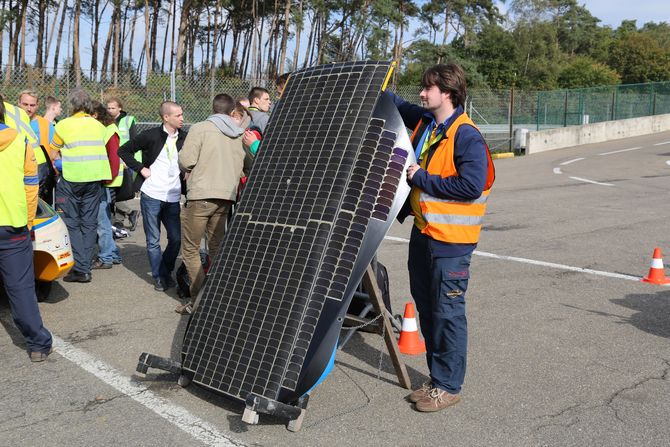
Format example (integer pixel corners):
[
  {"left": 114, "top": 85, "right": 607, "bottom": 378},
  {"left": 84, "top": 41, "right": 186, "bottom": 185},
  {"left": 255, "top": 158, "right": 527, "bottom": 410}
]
[
  {"left": 154, "top": 278, "right": 166, "bottom": 292},
  {"left": 30, "top": 347, "right": 53, "bottom": 363},
  {"left": 112, "top": 259, "right": 122, "bottom": 265},
  {"left": 408, "top": 381, "right": 432, "bottom": 403},
  {"left": 415, "top": 387, "right": 461, "bottom": 412},
  {"left": 175, "top": 302, "right": 193, "bottom": 315},
  {"left": 92, "top": 259, "right": 113, "bottom": 269},
  {"left": 128, "top": 210, "right": 139, "bottom": 231},
  {"left": 63, "top": 271, "right": 92, "bottom": 283}
]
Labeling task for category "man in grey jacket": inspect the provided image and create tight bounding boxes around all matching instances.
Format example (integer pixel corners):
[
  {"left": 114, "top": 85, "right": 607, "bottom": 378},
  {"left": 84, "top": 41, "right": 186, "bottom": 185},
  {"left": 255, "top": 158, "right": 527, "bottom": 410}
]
[
  {"left": 247, "top": 87, "right": 271, "bottom": 134},
  {"left": 176, "top": 93, "right": 251, "bottom": 313}
]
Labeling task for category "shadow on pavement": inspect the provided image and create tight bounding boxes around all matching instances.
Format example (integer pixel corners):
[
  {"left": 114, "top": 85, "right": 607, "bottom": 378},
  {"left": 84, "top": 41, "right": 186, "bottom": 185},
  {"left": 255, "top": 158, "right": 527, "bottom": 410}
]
[
  {"left": 338, "top": 331, "right": 429, "bottom": 388},
  {"left": 611, "top": 289, "right": 670, "bottom": 339}
]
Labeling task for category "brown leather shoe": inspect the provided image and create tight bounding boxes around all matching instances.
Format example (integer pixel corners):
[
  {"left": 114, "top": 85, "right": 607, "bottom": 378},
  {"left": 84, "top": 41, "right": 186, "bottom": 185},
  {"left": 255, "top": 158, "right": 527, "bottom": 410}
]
[
  {"left": 30, "top": 347, "right": 53, "bottom": 363},
  {"left": 415, "top": 387, "right": 461, "bottom": 412},
  {"left": 408, "top": 381, "right": 432, "bottom": 403}
]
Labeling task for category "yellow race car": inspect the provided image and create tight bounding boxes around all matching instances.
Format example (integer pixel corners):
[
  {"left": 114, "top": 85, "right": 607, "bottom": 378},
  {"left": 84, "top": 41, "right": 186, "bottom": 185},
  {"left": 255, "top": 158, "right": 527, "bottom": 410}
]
[{"left": 32, "top": 199, "right": 74, "bottom": 300}]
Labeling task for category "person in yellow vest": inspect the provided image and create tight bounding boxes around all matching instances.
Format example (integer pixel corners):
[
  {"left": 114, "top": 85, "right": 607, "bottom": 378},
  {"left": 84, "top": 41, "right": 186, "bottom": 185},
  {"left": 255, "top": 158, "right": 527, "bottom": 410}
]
[
  {"left": 51, "top": 89, "right": 112, "bottom": 283},
  {"left": 106, "top": 97, "right": 139, "bottom": 231},
  {"left": 17, "top": 90, "right": 58, "bottom": 204},
  {"left": 90, "top": 101, "right": 123, "bottom": 268},
  {"left": 0, "top": 100, "right": 53, "bottom": 362},
  {"left": 389, "top": 63, "right": 495, "bottom": 412},
  {"left": 3, "top": 96, "right": 45, "bottom": 189}
]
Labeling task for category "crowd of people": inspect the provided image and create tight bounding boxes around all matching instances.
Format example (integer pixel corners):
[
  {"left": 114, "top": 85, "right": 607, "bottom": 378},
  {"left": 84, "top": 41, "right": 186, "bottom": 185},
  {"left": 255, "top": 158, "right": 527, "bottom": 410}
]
[
  {"left": 0, "top": 76, "right": 282, "bottom": 362},
  {"left": 1, "top": 64, "right": 493, "bottom": 416}
]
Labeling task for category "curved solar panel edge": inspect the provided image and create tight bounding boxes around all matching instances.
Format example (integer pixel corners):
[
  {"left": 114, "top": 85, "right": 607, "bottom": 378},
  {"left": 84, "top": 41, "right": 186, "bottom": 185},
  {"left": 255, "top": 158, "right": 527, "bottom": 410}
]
[{"left": 181, "top": 61, "right": 417, "bottom": 406}]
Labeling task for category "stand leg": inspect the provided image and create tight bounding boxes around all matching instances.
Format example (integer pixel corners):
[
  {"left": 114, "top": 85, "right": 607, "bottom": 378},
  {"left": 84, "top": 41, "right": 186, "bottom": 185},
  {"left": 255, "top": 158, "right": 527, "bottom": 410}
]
[{"left": 362, "top": 265, "right": 412, "bottom": 389}]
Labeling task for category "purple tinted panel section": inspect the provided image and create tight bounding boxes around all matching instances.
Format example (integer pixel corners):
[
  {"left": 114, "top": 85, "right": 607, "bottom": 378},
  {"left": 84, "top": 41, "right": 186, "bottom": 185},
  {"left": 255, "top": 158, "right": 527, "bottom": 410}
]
[{"left": 393, "top": 147, "right": 408, "bottom": 158}]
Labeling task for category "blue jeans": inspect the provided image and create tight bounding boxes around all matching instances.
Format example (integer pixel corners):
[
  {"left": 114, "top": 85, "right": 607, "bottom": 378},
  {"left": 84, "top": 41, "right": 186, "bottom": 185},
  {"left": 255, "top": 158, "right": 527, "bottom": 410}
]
[
  {"left": 408, "top": 226, "right": 471, "bottom": 394},
  {"left": 96, "top": 188, "right": 122, "bottom": 264},
  {"left": 140, "top": 193, "right": 181, "bottom": 279},
  {"left": 55, "top": 179, "right": 102, "bottom": 274}
]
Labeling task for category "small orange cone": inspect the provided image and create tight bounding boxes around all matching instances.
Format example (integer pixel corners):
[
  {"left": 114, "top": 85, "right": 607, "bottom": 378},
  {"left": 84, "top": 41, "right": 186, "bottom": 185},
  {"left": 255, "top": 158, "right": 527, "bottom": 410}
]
[
  {"left": 398, "top": 302, "right": 426, "bottom": 355},
  {"left": 641, "top": 248, "right": 670, "bottom": 285}
]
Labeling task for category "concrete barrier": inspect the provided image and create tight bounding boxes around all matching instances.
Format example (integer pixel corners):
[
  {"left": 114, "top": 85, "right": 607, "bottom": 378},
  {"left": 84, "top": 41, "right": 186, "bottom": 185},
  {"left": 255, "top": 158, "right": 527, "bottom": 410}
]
[{"left": 526, "top": 113, "right": 670, "bottom": 154}]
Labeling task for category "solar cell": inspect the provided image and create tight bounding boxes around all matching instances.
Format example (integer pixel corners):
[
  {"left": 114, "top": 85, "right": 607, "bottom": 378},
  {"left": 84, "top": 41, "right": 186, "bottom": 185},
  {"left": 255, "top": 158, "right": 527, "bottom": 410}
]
[{"left": 181, "top": 61, "right": 416, "bottom": 405}]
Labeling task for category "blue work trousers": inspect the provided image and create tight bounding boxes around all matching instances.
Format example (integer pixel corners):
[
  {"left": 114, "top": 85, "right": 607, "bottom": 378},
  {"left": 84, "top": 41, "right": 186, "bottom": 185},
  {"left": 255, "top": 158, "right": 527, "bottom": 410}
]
[
  {"left": 408, "top": 226, "right": 471, "bottom": 394},
  {"left": 140, "top": 193, "right": 181, "bottom": 279},
  {"left": 0, "top": 226, "right": 52, "bottom": 354},
  {"left": 55, "top": 178, "right": 103, "bottom": 274},
  {"left": 96, "top": 188, "right": 121, "bottom": 264}
]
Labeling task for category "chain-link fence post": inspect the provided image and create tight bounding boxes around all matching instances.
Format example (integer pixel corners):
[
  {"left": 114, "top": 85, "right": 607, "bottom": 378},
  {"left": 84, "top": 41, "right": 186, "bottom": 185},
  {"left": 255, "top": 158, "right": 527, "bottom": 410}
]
[{"left": 170, "top": 71, "right": 176, "bottom": 102}]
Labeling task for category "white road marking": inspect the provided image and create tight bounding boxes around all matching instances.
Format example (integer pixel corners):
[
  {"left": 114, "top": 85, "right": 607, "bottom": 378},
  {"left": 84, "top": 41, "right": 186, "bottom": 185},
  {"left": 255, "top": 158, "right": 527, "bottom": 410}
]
[
  {"left": 654, "top": 141, "right": 670, "bottom": 146},
  {"left": 383, "top": 236, "right": 641, "bottom": 282},
  {"left": 666, "top": 160, "right": 670, "bottom": 166},
  {"left": 52, "top": 336, "right": 243, "bottom": 447},
  {"left": 599, "top": 146, "right": 641, "bottom": 156},
  {"left": 568, "top": 176, "right": 614, "bottom": 186},
  {"left": 560, "top": 157, "right": 584, "bottom": 166},
  {"left": 553, "top": 167, "right": 562, "bottom": 174}
]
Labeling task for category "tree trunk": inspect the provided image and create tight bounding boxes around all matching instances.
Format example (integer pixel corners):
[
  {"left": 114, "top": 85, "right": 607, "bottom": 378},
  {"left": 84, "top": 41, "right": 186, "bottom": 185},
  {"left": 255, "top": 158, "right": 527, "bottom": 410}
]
[
  {"left": 52, "top": 0, "right": 68, "bottom": 75},
  {"left": 4, "top": 0, "right": 23, "bottom": 80},
  {"left": 101, "top": 5, "right": 115, "bottom": 80},
  {"left": 19, "top": 0, "right": 27, "bottom": 67},
  {"left": 0, "top": 0, "right": 6, "bottom": 67},
  {"left": 161, "top": 0, "right": 174, "bottom": 72},
  {"left": 35, "top": 0, "right": 47, "bottom": 68},
  {"left": 210, "top": 2, "right": 221, "bottom": 80},
  {"left": 169, "top": 0, "right": 177, "bottom": 72},
  {"left": 229, "top": 26, "right": 239, "bottom": 74},
  {"left": 317, "top": 10, "right": 326, "bottom": 65},
  {"left": 129, "top": 6, "right": 138, "bottom": 65},
  {"left": 113, "top": 1, "right": 121, "bottom": 85},
  {"left": 46, "top": 0, "right": 64, "bottom": 69},
  {"left": 143, "top": 0, "right": 152, "bottom": 75},
  {"left": 175, "top": 0, "right": 193, "bottom": 74},
  {"left": 189, "top": 13, "right": 197, "bottom": 75},
  {"left": 292, "top": 0, "right": 304, "bottom": 71},
  {"left": 149, "top": 0, "right": 161, "bottom": 68},
  {"left": 73, "top": 0, "right": 82, "bottom": 86}
]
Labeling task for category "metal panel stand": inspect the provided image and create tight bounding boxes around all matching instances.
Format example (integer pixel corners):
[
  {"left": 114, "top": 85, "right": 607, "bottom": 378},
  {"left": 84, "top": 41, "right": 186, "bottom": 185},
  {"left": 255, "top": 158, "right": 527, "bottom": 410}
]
[{"left": 343, "top": 265, "right": 412, "bottom": 390}]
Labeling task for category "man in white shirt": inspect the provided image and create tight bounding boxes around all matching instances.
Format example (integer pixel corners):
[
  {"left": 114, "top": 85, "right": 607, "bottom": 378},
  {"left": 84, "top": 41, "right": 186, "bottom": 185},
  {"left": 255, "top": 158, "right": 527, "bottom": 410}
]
[{"left": 118, "top": 101, "right": 186, "bottom": 291}]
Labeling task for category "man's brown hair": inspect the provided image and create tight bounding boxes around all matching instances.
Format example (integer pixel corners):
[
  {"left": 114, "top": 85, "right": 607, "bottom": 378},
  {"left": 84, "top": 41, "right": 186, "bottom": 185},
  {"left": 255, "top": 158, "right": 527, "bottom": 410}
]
[
  {"left": 248, "top": 87, "right": 269, "bottom": 103},
  {"left": 212, "top": 93, "right": 235, "bottom": 115},
  {"left": 421, "top": 63, "right": 467, "bottom": 109},
  {"left": 107, "top": 96, "right": 123, "bottom": 109}
]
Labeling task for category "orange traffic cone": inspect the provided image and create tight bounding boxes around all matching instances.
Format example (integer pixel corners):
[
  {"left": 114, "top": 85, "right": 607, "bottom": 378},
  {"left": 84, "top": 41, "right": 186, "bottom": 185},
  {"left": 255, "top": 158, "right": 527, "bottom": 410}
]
[
  {"left": 398, "top": 302, "right": 426, "bottom": 355},
  {"left": 641, "top": 248, "right": 670, "bottom": 285}
]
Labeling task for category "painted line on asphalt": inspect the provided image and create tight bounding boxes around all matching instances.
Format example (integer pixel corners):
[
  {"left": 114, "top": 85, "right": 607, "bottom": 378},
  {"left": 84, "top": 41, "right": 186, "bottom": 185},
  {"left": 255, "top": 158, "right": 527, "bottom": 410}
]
[
  {"left": 560, "top": 157, "right": 585, "bottom": 165},
  {"left": 569, "top": 176, "right": 614, "bottom": 187},
  {"left": 52, "top": 336, "right": 244, "bottom": 447},
  {"left": 383, "top": 236, "right": 641, "bottom": 282},
  {"left": 654, "top": 141, "right": 670, "bottom": 146},
  {"left": 666, "top": 160, "right": 670, "bottom": 166},
  {"left": 599, "top": 146, "right": 641, "bottom": 156},
  {"left": 553, "top": 167, "right": 562, "bottom": 175}
]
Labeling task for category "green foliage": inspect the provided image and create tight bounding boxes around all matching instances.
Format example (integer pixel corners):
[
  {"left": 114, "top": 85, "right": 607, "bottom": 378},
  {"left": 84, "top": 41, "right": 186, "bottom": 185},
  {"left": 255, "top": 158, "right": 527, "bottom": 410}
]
[
  {"left": 557, "top": 56, "right": 620, "bottom": 88},
  {"left": 608, "top": 31, "right": 670, "bottom": 84}
]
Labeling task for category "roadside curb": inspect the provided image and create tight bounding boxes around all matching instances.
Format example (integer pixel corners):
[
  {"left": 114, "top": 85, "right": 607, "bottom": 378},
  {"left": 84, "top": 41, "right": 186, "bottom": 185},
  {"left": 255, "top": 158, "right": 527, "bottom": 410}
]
[{"left": 492, "top": 152, "right": 515, "bottom": 159}]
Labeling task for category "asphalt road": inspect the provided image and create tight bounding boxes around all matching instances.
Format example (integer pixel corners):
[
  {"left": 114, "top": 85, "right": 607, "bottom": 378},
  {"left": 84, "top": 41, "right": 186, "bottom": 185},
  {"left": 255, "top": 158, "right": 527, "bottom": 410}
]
[{"left": 1, "top": 131, "right": 669, "bottom": 447}]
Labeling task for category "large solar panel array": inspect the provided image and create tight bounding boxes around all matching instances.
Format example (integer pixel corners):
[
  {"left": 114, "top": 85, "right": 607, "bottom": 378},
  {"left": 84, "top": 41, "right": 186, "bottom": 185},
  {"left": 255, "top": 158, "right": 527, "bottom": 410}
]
[{"left": 181, "top": 61, "right": 414, "bottom": 404}]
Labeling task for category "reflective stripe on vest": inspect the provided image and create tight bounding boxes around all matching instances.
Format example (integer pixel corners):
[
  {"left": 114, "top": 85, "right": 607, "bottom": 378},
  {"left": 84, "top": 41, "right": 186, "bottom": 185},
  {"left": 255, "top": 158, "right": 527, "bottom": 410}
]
[
  {"left": 104, "top": 123, "right": 124, "bottom": 188},
  {"left": 55, "top": 115, "right": 112, "bottom": 182},
  {"left": 3, "top": 102, "right": 44, "bottom": 164},
  {"left": 409, "top": 112, "right": 495, "bottom": 244},
  {"left": 0, "top": 129, "right": 29, "bottom": 227}
]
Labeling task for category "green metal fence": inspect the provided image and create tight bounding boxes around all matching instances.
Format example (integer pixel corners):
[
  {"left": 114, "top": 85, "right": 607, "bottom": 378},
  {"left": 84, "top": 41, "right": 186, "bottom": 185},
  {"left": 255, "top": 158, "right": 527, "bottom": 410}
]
[
  {"left": 3, "top": 65, "right": 538, "bottom": 152},
  {"left": 536, "top": 82, "right": 670, "bottom": 130}
]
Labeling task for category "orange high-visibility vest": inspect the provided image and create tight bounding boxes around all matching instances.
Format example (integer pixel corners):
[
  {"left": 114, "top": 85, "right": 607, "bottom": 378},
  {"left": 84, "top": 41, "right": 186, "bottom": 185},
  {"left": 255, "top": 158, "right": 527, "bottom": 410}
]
[{"left": 409, "top": 112, "right": 495, "bottom": 244}]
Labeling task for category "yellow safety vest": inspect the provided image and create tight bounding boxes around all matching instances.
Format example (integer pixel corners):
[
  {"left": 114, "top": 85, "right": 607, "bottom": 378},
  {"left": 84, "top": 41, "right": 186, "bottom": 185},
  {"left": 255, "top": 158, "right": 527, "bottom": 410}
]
[
  {"left": 104, "top": 123, "right": 124, "bottom": 188},
  {"left": 3, "top": 101, "right": 44, "bottom": 164},
  {"left": 409, "top": 112, "right": 495, "bottom": 244},
  {"left": 55, "top": 115, "right": 112, "bottom": 182},
  {"left": 0, "top": 128, "right": 31, "bottom": 227}
]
